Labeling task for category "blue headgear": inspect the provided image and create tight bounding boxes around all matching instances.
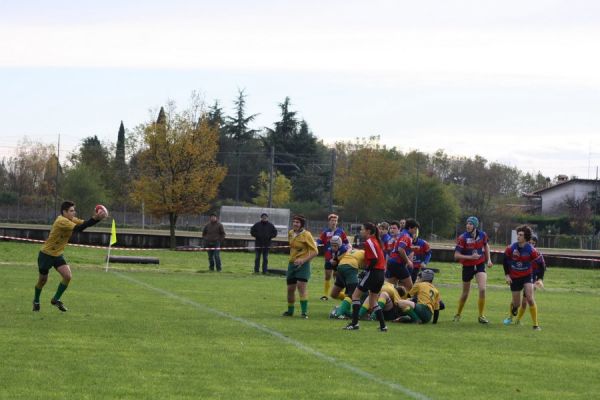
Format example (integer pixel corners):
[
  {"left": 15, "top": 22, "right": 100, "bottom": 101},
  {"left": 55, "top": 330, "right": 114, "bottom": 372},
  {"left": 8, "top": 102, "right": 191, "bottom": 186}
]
[{"left": 466, "top": 216, "right": 479, "bottom": 228}]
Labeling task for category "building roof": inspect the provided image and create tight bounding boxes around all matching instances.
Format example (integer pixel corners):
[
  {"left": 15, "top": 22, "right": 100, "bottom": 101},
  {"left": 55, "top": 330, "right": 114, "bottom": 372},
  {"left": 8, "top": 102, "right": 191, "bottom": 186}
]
[{"left": 531, "top": 178, "right": 600, "bottom": 195}]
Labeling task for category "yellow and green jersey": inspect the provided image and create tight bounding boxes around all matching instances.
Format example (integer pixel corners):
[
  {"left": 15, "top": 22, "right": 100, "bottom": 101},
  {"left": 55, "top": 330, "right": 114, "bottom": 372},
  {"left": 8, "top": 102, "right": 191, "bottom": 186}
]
[
  {"left": 380, "top": 281, "right": 403, "bottom": 305},
  {"left": 338, "top": 249, "right": 365, "bottom": 269},
  {"left": 288, "top": 229, "right": 318, "bottom": 263},
  {"left": 409, "top": 281, "right": 440, "bottom": 313},
  {"left": 41, "top": 215, "right": 85, "bottom": 257}
]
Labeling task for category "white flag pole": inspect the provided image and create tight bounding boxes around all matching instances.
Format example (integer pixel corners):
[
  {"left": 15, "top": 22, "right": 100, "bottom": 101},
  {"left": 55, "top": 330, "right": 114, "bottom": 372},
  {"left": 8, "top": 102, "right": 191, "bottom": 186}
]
[{"left": 105, "top": 238, "right": 112, "bottom": 272}]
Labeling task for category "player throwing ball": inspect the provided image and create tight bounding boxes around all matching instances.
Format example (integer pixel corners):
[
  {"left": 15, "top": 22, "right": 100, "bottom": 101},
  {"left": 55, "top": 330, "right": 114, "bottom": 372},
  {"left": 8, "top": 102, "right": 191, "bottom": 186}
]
[{"left": 33, "top": 201, "right": 107, "bottom": 312}]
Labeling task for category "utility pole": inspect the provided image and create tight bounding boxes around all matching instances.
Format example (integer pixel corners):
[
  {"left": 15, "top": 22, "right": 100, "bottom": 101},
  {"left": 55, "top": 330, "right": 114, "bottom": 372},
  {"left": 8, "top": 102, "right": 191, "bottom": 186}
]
[
  {"left": 268, "top": 145, "right": 275, "bottom": 208},
  {"left": 54, "top": 133, "right": 60, "bottom": 216},
  {"left": 414, "top": 156, "right": 420, "bottom": 220},
  {"left": 235, "top": 148, "right": 240, "bottom": 205},
  {"left": 329, "top": 149, "right": 336, "bottom": 213}
]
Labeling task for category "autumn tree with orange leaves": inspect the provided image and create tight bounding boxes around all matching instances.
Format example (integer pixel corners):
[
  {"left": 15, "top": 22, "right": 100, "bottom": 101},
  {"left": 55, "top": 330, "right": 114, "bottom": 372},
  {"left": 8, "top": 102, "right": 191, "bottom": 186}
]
[{"left": 132, "top": 102, "right": 227, "bottom": 248}]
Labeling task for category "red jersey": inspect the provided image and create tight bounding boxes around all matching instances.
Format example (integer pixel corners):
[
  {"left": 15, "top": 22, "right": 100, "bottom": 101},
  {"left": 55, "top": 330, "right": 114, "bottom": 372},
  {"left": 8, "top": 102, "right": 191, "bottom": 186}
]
[
  {"left": 364, "top": 237, "right": 386, "bottom": 270},
  {"left": 503, "top": 242, "right": 540, "bottom": 279},
  {"left": 455, "top": 230, "right": 489, "bottom": 266},
  {"left": 389, "top": 230, "right": 413, "bottom": 265}
]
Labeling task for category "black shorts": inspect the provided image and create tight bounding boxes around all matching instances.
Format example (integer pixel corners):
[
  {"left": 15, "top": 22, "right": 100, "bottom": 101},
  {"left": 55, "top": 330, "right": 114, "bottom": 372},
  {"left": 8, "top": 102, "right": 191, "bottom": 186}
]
[
  {"left": 510, "top": 275, "right": 533, "bottom": 292},
  {"left": 37, "top": 251, "right": 67, "bottom": 275},
  {"left": 462, "top": 263, "right": 486, "bottom": 282},
  {"left": 357, "top": 269, "right": 385, "bottom": 293},
  {"left": 383, "top": 306, "right": 400, "bottom": 321},
  {"left": 385, "top": 259, "right": 411, "bottom": 280}
]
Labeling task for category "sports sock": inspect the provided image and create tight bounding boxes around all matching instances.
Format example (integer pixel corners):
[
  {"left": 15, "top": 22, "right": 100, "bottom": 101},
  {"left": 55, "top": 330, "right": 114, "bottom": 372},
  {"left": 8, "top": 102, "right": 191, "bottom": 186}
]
[
  {"left": 337, "top": 292, "right": 346, "bottom": 301},
  {"left": 287, "top": 303, "right": 295, "bottom": 315},
  {"left": 34, "top": 286, "right": 42, "bottom": 303},
  {"left": 516, "top": 306, "right": 526, "bottom": 321},
  {"left": 337, "top": 297, "right": 352, "bottom": 317},
  {"left": 373, "top": 305, "right": 386, "bottom": 328},
  {"left": 456, "top": 299, "right": 466, "bottom": 316},
  {"left": 511, "top": 303, "right": 519, "bottom": 316},
  {"left": 478, "top": 297, "right": 485, "bottom": 317},
  {"left": 324, "top": 279, "right": 331, "bottom": 297},
  {"left": 529, "top": 304, "right": 539, "bottom": 326},
  {"left": 377, "top": 300, "right": 386, "bottom": 310},
  {"left": 358, "top": 304, "right": 369, "bottom": 318},
  {"left": 300, "top": 298, "right": 308, "bottom": 314},
  {"left": 351, "top": 300, "right": 361, "bottom": 325},
  {"left": 53, "top": 281, "right": 69, "bottom": 301}
]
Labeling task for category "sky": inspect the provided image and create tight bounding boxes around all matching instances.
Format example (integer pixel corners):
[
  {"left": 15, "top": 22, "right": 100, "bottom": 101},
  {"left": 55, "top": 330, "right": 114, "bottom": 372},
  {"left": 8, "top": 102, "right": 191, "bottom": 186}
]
[{"left": 1, "top": 0, "right": 600, "bottom": 179}]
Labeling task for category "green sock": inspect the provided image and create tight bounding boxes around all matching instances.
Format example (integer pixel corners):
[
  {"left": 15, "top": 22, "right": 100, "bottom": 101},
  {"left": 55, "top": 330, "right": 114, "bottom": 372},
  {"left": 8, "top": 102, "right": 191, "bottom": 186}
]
[
  {"left": 337, "top": 298, "right": 352, "bottom": 316},
  {"left": 378, "top": 300, "right": 386, "bottom": 309},
  {"left": 287, "top": 303, "right": 295, "bottom": 315},
  {"left": 34, "top": 287, "right": 42, "bottom": 303},
  {"left": 406, "top": 308, "right": 420, "bottom": 322},
  {"left": 300, "top": 300, "right": 308, "bottom": 314},
  {"left": 358, "top": 305, "right": 369, "bottom": 318},
  {"left": 53, "top": 282, "right": 68, "bottom": 301}
]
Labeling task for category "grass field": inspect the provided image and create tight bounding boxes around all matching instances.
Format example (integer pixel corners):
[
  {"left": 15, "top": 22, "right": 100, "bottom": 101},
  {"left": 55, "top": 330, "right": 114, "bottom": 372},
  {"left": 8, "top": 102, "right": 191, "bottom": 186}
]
[{"left": 2, "top": 241, "right": 600, "bottom": 400}]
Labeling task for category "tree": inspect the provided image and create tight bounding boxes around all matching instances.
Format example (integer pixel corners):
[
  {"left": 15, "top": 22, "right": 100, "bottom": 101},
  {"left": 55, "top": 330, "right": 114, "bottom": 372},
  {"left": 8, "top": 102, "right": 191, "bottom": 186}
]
[
  {"left": 110, "top": 121, "right": 131, "bottom": 216},
  {"left": 333, "top": 137, "right": 402, "bottom": 221},
  {"left": 131, "top": 102, "right": 227, "bottom": 248},
  {"left": 253, "top": 170, "right": 292, "bottom": 207},
  {"left": 70, "top": 135, "right": 111, "bottom": 173},
  {"left": 216, "top": 91, "right": 267, "bottom": 204},
  {"left": 559, "top": 195, "right": 593, "bottom": 235},
  {"left": 5, "top": 139, "right": 56, "bottom": 220},
  {"left": 62, "top": 164, "right": 111, "bottom": 216},
  {"left": 225, "top": 89, "right": 258, "bottom": 141},
  {"left": 383, "top": 174, "right": 460, "bottom": 237}
]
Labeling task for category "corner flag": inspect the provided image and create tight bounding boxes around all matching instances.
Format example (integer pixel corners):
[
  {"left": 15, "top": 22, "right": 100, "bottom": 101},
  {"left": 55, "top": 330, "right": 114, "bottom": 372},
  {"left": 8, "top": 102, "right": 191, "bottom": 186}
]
[{"left": 110, "top": 219, "right": 117, "bottom": 245}]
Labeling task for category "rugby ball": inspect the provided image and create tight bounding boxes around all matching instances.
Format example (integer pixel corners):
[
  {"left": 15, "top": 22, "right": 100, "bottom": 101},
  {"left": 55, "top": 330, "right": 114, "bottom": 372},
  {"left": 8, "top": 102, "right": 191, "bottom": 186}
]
[{"left": 95, "top": 204, "right": 109, "bottom": 217}]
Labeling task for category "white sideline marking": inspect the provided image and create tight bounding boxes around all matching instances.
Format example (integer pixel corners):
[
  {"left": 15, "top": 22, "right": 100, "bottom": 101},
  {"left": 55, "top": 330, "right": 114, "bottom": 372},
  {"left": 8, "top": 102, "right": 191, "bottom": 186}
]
[{"left": 114, "top": 272, "right": 431, "bottom": 400}]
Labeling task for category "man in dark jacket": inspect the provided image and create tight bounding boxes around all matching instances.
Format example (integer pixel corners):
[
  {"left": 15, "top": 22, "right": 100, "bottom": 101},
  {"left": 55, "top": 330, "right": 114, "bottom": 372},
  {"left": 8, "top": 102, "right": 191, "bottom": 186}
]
[
  {"left": 250, "top": 213, "right": 278, "bottom": 274},
  {"left": 202, "top": 213, "right": 226, "bottom": 271}
]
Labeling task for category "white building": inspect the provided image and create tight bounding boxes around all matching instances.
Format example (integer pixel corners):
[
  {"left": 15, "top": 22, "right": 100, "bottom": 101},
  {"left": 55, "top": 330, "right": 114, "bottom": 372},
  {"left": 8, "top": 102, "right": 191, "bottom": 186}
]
[{"left": 529, "top": 179, "right": 600, "bottom": 215}]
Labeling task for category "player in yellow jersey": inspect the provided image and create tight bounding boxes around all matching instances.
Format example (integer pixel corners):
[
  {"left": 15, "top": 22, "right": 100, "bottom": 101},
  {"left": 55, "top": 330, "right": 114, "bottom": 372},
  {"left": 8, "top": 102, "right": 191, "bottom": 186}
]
[
  {"left": 329, "top": 237, "right": 365, "bottom": 318},
  {"left": 33, "top": 201, "right": 107, "bottom": 312},
  {"left": 396, "top": 269, "right": 441, "bottom": 324},
  {"left": 283, "top": 215, "right": 318, "bottom": 318}
]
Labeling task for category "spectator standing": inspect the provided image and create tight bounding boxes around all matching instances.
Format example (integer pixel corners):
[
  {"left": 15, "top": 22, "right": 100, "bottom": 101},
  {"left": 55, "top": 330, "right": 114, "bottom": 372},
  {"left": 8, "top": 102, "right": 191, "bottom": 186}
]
[
  {"left": 250, "top": 213, "right": 278, "bottom": 274},
  {"left": 202, "top": 213, "right": 226, "bottom": 271}
]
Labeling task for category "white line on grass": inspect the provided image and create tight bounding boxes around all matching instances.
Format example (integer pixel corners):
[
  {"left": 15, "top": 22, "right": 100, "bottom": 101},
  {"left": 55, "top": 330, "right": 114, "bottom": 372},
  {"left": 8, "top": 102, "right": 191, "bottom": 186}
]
[{"left": 114, "top": 272, "right": 431, "bottom": 400}]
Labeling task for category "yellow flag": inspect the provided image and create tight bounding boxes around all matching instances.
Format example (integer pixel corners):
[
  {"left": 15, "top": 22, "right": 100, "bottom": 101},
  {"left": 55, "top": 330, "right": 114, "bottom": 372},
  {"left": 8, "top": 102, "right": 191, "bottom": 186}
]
[{"left": 110, "top": 219, "right": 117, "bottom": 245}]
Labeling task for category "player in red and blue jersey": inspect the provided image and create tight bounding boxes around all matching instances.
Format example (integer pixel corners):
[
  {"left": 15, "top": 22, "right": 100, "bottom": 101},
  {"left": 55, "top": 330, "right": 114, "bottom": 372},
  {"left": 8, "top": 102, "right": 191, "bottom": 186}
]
[
  {"left": 379, "top": 222, "right": 392, "bottom": 256},
  {"left": 385, "top": 219, "right": 419, "bottom": 291},
  {"left": 316, "top": 214, "right": 349, "bottom": 301},
  {"left": 384, "top": 221, "right": 402, "bottom": 257},
  {"left": 344, "top": 222, "right": 387, "bottom": 332},
  {"left": 411, "top": 231, "right": 432, "bottom": 283},
  {"left": 503, "top": 229, "right": 543, "bottom": 330},
  {"left": 453, "top": 216, "right": 493, "bottom": 324}
]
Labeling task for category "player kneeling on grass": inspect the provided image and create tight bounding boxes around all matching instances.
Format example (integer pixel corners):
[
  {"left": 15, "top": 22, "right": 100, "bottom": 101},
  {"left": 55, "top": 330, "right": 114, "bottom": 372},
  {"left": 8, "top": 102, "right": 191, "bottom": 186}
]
[
  {"left": 502, "top": 225, "right": 542, "bottom": 331},
  {"left": 33, "top": 201, "right": 107, "bottom": 312},
  {"left": 344, "top": 222, "right": 388, "bottom": 332},
  {"left": 395, "top": 269, "right": 441, "bottom": 324},
  {"left": 283, "top": 215, "right": 318, "bottom": 319}
]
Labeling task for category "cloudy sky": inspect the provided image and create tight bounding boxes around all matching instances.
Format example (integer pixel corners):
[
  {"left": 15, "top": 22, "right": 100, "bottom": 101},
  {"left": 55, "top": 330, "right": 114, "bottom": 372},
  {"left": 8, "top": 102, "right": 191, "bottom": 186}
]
[{"left": 1, "top": 0, "right": 599, "bottom": 178}]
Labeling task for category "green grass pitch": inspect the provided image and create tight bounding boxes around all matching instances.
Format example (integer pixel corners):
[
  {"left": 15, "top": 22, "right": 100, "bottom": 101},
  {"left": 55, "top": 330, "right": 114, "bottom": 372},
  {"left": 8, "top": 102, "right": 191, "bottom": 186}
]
[{"left": 1, "top": 241, "right": 600, "bottom": 399}]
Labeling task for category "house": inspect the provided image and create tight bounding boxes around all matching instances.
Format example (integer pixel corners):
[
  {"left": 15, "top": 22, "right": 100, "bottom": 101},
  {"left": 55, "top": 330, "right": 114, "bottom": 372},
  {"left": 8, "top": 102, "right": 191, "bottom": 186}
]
[{"left": 527, "top": 178, "right": 600, "bottom": 215}]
